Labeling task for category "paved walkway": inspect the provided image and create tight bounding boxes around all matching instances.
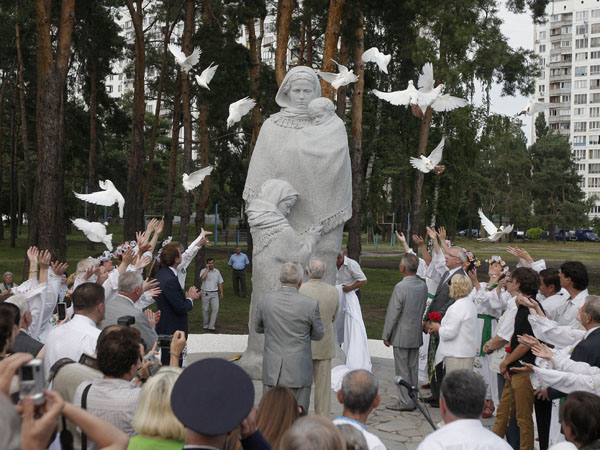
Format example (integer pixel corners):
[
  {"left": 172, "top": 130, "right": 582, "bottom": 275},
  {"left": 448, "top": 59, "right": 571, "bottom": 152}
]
[{"left": 188, "top": 350, "right": 497, "bottom": 449}]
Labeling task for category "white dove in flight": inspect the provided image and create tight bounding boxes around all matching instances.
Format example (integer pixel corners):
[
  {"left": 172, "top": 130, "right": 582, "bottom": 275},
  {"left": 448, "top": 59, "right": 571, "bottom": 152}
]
[
  {"left": 227, "top": 97, "right": 256, "bottom": 129},
  {"left": 361, "top": 47, "right": 392, "bottom": 73},
  {"left": 72, "top": 219, "right": 113, "bottom": 251},
  {"left": 317, "top": 59, "right": 359, "bottom": 90},
  {"left": 518, "top": 97, "right": 549, "bottom": 116},
  {"left": 372, "top": 80, "right": 417, "bottom": 106},
  {"left": 410, "top": 63, "right": 468, "bottom": 117},
  {"left": 409, "top": 137, "right": 445, "bottom": 173},
  {"left": 74, "top": 180, "right": 125, "bottom": 217},
  {"left": 195, "top": 62, "right": 218, "bottom": 90},
  {"left": 477, "top": 209, "right": 514, "bottom": 242},
  {"left": 168, "top": 43, "right": 201, "bottom": 73},
  {"left": 182, "top": 165, "right": 214, "bottom": 192}
]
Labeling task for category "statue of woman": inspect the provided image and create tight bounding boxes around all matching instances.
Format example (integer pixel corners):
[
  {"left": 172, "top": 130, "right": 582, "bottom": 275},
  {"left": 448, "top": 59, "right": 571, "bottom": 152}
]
[{"left": 244, "top": 66, "right": 352, "bottom": 285}]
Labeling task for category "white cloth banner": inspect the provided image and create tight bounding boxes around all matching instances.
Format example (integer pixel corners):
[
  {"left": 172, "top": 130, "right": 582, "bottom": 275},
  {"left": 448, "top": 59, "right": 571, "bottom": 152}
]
[{"left": 331, "top": 286, "right": 372, "bottom": 391}]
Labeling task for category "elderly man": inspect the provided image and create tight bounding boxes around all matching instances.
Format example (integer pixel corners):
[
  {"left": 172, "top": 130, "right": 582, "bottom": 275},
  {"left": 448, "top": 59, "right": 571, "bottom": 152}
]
[
  {"left": 299, "top": 258, "right": 339, "bottom": 416},
  {"left": 102, "top": 271, "right": 159, "bottom": 351},
  {"left": 382, "top": 253, "right": 428, "bottom": 411},
  {"left": 423, "top": 245, "right": 467, "bottom": 407},
  {"left": 333, "top": 369, "right": 386, "bottom": 450},
  {"left": 336, "top": 252, "right": 367, "bottom": 297},
  {"left": 5, "top": 295, "right": 44, "bottom": 357},
  {"left": 256, "top": 262, "right": 325, "bottom": 413},
  {"left": 418, "top": 370, "right": 511, "bottom": 449}
]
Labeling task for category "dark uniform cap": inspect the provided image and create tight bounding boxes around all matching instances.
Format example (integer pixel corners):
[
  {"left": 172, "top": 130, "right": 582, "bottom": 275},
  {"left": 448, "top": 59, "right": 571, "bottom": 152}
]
[{"left": 170, "top": 358, "right": 254, "bottom": 436}]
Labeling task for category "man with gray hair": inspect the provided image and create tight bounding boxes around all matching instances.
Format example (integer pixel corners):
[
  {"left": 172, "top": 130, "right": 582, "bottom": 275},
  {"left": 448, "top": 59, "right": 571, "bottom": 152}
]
[
  {"left": 382, "top": 253, "right": 428, "bottom": 411},
  {"left": 417, "top": 370, "right": 511, "bottom": 449},
  {"left": 423, "top": 245, "right": 467, "bottom": 407},
  {"left": 300, "top": 258, "right": 339, "bottom": 416},
  {"left": 256, "top": 261, "right": 325, "bottom": 412},
  {"left": 333, "top": 369, "right": 386, "bottom": 450},
  {"left": 5, "top": 295, "right": 44, "bottom": 357},
  {"left": 102, "top": 271, "right": 160, "bottom": 350}
]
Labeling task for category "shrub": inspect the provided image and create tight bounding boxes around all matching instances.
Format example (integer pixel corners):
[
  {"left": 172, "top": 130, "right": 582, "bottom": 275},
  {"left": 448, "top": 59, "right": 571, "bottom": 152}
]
[{"left": 526, "top": 227, "right": 544, "bottom": 240}]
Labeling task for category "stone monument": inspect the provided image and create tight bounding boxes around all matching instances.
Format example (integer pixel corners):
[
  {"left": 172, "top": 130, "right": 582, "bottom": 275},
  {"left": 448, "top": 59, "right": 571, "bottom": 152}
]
[{"left": 239, "top": 66, "right": 352, "bottom": 377}]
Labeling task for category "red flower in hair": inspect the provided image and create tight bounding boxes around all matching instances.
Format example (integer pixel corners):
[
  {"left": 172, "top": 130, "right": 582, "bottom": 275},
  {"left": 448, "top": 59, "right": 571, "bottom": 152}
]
[
  {"left": 428, "top": 312, "right": 442, "bottom": 323},
  {"left": 505, "top": 347, "right": 512, "bottom": 353}
]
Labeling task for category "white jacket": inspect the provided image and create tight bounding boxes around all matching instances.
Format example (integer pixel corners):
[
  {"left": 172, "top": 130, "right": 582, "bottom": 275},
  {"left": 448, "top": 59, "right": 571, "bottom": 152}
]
[{"left": 435, "top": 294, "right": 479, "bottom": 366}]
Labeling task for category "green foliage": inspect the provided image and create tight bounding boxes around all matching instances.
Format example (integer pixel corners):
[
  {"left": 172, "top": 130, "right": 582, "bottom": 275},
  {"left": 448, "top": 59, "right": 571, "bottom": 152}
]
[{"left": 526, "top": 227, "right": 543, "bottom": 240}]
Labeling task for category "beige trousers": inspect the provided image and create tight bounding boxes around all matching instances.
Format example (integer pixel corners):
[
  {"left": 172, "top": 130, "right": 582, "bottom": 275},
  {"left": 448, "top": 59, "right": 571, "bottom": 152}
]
[
  {"left": 444, "top": 356, "right": 474, "bottom": 374},
  {"left": 312, "top": 358, "right": 332, "bottom": 416}
]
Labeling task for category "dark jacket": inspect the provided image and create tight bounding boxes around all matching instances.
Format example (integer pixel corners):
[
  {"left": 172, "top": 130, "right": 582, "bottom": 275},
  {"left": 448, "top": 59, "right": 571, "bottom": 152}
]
[{"left": 155, "top": 267, "right": 193, "bottom": 336}]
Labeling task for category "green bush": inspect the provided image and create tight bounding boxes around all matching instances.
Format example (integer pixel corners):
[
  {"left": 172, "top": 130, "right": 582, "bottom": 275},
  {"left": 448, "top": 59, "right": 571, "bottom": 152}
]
[{"left": 526, "top": 227, "right": 544, "bottom": 240}]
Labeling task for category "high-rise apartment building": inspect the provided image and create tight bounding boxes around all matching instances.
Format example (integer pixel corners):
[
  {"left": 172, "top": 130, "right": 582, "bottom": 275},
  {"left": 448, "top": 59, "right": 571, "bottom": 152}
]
[{"left": 534, "top": 0, "right": 600, "bottom": 217}]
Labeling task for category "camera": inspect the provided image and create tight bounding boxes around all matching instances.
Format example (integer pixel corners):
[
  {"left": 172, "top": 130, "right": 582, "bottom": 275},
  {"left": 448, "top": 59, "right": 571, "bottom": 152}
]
[
  {"left": 57, "top": 302, "right": 67, "bottom": 321},
  {"left": 157, "top": 334, "right": 173, "bottom": 348},
  {"left": 117, "top": 315, "right": 135, "bottom": 326},
  {"left": 79, "top": 354, "right": 99, "bottom": 371},
  {"left": 19, "top": 359, "right": 46, "bottom": 405},
  {"left": 143, "top": 351, "right": 160, "bottom": 376}
]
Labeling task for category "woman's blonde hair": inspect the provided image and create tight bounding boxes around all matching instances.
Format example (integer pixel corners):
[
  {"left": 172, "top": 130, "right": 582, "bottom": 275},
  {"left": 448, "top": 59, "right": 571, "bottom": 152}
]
[
  {"left": 131, "top": 367, "right": 185, "bottom": 441},
  {"left": 449, "top": 274, "right": 473, "bottom": 299}
]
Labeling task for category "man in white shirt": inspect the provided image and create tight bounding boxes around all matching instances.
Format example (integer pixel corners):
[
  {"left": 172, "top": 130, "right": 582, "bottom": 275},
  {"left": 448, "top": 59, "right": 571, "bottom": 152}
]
[
  {"left": 333, "top": 369, "right": 386, "bottom": 450},
  {"left": 336, "top": 252, "right": 367, "bottom": 297},
  {"left": 44, "top": 282, "right": 105, "bottom": 374},
  {"left": 558, "top": 261, "right": 589, "bottom": 328},
  {"left": 200, "top": 258, "right": 224, "bottom": 331},
  {"left": 538, "top": 268, "right": 568, "bottom": 322},
  {"left": 417, "top": 369, "right": 511, "bottom": 449}
]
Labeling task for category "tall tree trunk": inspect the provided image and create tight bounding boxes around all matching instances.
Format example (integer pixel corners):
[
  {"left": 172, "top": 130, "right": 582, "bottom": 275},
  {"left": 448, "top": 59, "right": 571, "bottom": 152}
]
[
  {"left": 163, "top": 71, "right": 182, "bottom": 238},
  {"left": 275, "top": 0, "right": 294, "bottom": 86},
  {"left": 193, "top": 102, "right": 211, "bottom": 288},
  {"left": 0, "top": 73, "right": 8, "bottom": 241},
  {"left": 124, "top": 0, "right": 146, "bottom": 240},
  {"left": 143, "top": 0, "right": 177, "bottom": 210},
  {"left": 409, "top": 107, "right": 434, "bottom": 248},
  {"left": 335, "top": 20, "right": 349, "bottom": 119},
  {"left": 320, "top": 0, "right": 345, "bottom": 100},
  {"left": 15, "top": 13, "right": 32, "bottom": 223},
  {"left": 346, "top": 8, "right": 364, "bottom": 261},
  {"left": 10, "top": 83, "right": 18, "bottom": 248},
  {"left": 305, "top": 12, "right": 313, "bottom": 67},
  {"left": 87, "top": 61, "right": 97, "bottom": 249},
  {"left": 298, "top": 21, "right": 305, "bottom": 65},
  {"left": 247, "top": 16, "right": 263, "bottom": 159},
  {"left": 178, "top": 0, "right": 195, "bottom": 249},
  {"left": 28, "top": 0, "right": 75, "bottom": 261}
]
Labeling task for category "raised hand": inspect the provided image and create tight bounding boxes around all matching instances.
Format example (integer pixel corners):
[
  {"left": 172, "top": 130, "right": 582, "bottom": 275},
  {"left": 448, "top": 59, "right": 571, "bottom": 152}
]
[
  {"left": 506, "top": 246, "right": 534, "bottom": 265},
  {"left": 186, "top": 286, "right": 201, "bottom": 300},
  {"left": 155, "top": 219, "right": 165, "bottom": 235},
  {"left": 135, "top": 255, "right": 152, "bottom": 270},
  {"left": 50, "top": 261, "right": 69, "bottom": 277},
  {"left": 83, "top": 265, "right": 99, "bottom": 281},
  {"left": 395, "top": 231, "right": 406, "bottom": 244},
  {"left": 143, "top": 278, "right": 160, "bottom": 293},
  {"left": 122, "top": 248, "right": 135, "bottom": 266},
  {"left": 426, "top": 226, "right": 437, "bottom": 240},
  {"left": 437, "top": 226, "right": 447, "bottom": 241},
  {"left": 517, "top": 333, "right": 540, "bottom": 348},
  {"left": 413, "top": 234, "right": 425, "bottom": 246},
  {"left": 18, "top": 390, "right": 65, "bottom": 450},
  {"left": 145, "top": 309, "right": 160, "bottom": 328},
  {"left": 170, "top": 330, "right": 187, "bottom": 357},
  {"left": 467, "top": 268, "right": 478, "bottom": 282},
  {"left": 0, "top": 353, "right": 33, "bottom": 395},
  {"left": 38, "top": 249, "right": 52, "bottom": 268},
  {"left": 531, "top": 342, "right": 553, "bottom": 360},
  {"left": 27, "top": 246, "right": 39, "bottom": 266}
]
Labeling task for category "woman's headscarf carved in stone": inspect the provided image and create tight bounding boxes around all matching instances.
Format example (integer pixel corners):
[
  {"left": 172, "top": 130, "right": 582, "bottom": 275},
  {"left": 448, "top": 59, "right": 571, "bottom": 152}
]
[
  {"left": 246, "top": 179, "right": 298, "bottom": 232},
  {"left": 275, "top": 66, "right": 322, "bottom": 119}
]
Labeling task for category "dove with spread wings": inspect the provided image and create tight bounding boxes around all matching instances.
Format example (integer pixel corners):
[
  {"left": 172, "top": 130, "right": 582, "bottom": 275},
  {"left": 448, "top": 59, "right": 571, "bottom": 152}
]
[
  {"left": 517, "top": 97, "right": 549, "bottom": 116},
  {"left": 74, "top": 180, "right": 125, "bottom": 217},
  {"left": 195, "top": 62, "right": 218, "bottom": 90},
  {"left": 477, "top": 209, "right": 514, "bottom": 242},
  {"left": 361, "top": 47, "right": 392, "bottom": 74},
  {"left": 409, "top": 137, "right": 445, "bottom": 173},
  {"left": 168, "top": 43, "right": 201, "bottom": 74},
  {"left": 227, "top": 97, "right": 256, "bottom": 129},
  {"left": 182, "top": 166, "right": 214, "bottom": 192},
  {"left": 317, "top": 59, "right": 359, "bottom": 90},
  {"left": 72, "top": 219, "right": 113, "bottom": 251}
]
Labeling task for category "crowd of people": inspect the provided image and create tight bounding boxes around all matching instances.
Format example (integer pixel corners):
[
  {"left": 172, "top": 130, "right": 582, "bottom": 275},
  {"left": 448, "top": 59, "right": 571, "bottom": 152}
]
[{"left": 0, "top": 217, "right": 599, "bottom": 450}]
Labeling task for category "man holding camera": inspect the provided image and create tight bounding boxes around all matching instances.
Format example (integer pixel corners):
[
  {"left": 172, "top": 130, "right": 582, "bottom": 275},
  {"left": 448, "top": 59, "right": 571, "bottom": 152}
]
[
  {"left": 103, "top": 271, "right": 159, "bottom": 351},
  {"left": 200, "top": 258, "right": 224, "bottom": 331}
]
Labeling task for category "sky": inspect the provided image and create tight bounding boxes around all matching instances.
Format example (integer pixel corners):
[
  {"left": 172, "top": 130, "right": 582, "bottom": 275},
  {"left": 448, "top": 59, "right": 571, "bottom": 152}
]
[{"left": 482, "top": 4, "right": 535, "bottom": 143}]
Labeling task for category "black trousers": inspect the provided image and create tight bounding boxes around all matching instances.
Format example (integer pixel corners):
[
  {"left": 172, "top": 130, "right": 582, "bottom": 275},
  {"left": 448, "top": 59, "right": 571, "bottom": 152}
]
[
  {"left": 535, "top": 398, "right": 552, "bottom": 450},
  {"left": 232, "top": 269, "right": 247, "bottom": 296}
]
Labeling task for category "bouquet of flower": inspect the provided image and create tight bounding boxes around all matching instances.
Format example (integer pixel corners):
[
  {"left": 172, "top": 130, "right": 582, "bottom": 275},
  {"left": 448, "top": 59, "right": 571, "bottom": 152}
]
[{"left": 428, "top": 312, "right": 442, "bottom": 323}]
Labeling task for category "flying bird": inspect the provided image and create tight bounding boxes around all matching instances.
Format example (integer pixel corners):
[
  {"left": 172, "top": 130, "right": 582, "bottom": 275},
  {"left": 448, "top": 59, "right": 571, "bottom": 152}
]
[
  {"left": 72, "top": 219, "right": 113, "bottom": 251},
  {"left": 195, "top": 62, "right": 218, "bottom": 90},
  {"left": 477, "top": 209, "right": 514, "bottom": 242},
  {"left": 168, "top": 43, "right": 201, "bottom": 73},
  {"left": 74, "top": 180, "right": 125, "bottom": 217},
  {"left": 409, "top": 137, "right": 445, "bottom": 173},
  {"left": 361, "top": 47, "right": 392, "bottom": 73},
  {"left": 182, "top": 165, "right": 214, "bottom": 192},
  {"left": 317, "top": 59, "right": 359, "bottom": 89},
  {"left": 518, "top": 98, "right": 549, "bottom": 116},
  {"left": 227, "top": 97, "right": 256, "bottom": 128},
  {"left": 372, "top": 80, "right": 417, "bottom": 106}
]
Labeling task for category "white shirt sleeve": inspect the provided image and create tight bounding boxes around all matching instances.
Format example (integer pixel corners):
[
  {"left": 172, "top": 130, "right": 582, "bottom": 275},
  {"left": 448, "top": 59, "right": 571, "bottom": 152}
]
[
  {"left": 496, "top": 307, "right": 517, "bottom": 341},
  {"left": 535, "top": 365, "right": 600, "bottom": 395},
  {"left": 180, "top": 234, "right": 204, "bottom": 271},
  {"left": 528, "top": 315, "right": 585, "bottom": 349},
  {"left": 348, "top": 259, "right": 367, "bottom": 282},
  {"left": 528, "top": 259, "right": 546, "bottom": 273},
  {"left": 135, "top": 293, "right": 155, "bottom": 310},
  {"left": 25, "top": 282, "right": 48, "bottom": 340},
  {"left": 12, "top": 278, "right": 39, "bottom": 295}
]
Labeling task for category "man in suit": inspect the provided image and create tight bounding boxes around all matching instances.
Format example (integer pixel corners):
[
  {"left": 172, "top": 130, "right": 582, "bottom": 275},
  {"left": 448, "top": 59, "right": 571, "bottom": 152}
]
[
  {"left": 102, "top": 271, "right": 160, "bottom": 351},
  {"left": 383, "top": 253, "right": 428, "bottom": 411},
  {"left": 155, "top": 242, "right": 201, "bottom": 365},
  {"left": 299, "top": 258, "right": 339, "bottom": 416},
  {"left": 424, "top": 245, "right": 467, "bottom": 407},
  {"left": 5, "top": 296, "right": 43, "bottom": 357},
  {"left": 255, "top": 261, "right": 325, "bottom": 413}
]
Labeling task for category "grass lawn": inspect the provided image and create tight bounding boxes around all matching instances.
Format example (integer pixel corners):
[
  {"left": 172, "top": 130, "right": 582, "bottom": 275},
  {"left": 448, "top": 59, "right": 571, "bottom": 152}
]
[{"left": 1, "top": 227, "right": 599, "bottom": 339}]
